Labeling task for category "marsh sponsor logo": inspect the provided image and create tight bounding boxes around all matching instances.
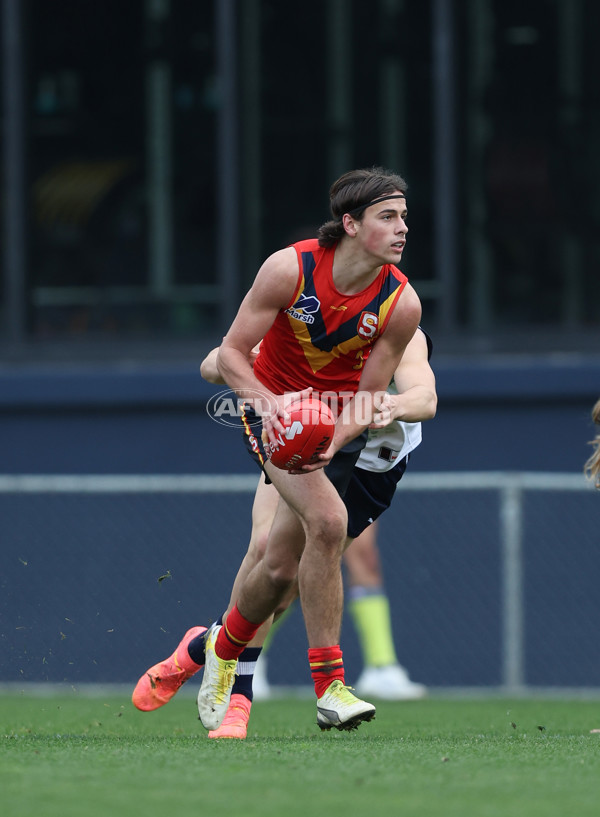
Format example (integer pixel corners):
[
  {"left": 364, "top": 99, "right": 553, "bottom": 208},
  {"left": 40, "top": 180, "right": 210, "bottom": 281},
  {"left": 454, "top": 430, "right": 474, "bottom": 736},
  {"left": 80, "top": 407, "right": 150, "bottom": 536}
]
[{"left": 286, "top": 293, "right": 321, "bottom": 324}]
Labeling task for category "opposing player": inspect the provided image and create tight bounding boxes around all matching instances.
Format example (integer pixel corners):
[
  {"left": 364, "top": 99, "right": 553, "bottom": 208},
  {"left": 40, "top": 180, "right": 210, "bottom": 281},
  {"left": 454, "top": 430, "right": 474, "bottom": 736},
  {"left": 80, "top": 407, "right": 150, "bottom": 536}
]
[{"left": 134, "top": 167, "right": 422, "bottom": 732}]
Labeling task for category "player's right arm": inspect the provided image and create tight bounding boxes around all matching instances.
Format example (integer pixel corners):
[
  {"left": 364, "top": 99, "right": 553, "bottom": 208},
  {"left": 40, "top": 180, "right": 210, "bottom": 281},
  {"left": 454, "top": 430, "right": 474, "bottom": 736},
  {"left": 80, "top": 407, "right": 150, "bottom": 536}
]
[
  {"left": 200, "top": 346, "right": 223, "bottom": 384},
  {"left": 200, "top": 343, "right": 261, "bottom": 385}
]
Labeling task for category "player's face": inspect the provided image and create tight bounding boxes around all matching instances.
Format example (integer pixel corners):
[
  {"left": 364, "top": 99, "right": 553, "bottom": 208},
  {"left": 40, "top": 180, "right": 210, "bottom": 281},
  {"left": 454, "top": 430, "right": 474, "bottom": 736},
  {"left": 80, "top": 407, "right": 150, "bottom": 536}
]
[{"left": 357, "top": 195, "right": 408, "bottom": 264}]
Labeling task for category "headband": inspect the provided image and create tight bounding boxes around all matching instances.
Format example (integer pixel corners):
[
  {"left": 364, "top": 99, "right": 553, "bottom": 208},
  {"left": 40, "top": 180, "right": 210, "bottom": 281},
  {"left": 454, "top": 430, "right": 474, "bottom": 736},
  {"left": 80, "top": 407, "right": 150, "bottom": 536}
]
[{"left": 346, "top": 193, "right": 406, "bottom": 218}]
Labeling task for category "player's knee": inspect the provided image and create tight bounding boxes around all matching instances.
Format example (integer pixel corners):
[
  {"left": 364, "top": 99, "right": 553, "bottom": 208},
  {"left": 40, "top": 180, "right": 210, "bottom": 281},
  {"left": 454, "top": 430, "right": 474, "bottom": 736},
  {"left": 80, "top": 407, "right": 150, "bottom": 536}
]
[
  {"left": 247, "top": 526, "right": 270, "bottom": 562},
  {"left": 306, "top": 507, "right": 347, "bottom": 552},
  {"left": 262, "top": 559, "right": 296, "bottom": 593}
]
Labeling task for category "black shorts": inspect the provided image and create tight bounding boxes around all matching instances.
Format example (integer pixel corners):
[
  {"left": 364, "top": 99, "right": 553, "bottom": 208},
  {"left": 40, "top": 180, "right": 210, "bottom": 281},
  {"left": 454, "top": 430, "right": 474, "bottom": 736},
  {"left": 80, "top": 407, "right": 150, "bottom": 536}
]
[
  {"left": 344, "top": 455, "right": 409, "bottom": 539},
  {"left": 239, "top": 404, "right": 366, "bottom": 498}
]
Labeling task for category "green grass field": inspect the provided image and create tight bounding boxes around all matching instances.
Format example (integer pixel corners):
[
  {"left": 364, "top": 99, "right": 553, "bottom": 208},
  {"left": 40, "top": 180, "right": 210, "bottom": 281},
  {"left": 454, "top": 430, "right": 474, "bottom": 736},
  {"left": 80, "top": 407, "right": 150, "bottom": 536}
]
[{"left": 2, "top": 691, "right": 600, "bottom": 817}]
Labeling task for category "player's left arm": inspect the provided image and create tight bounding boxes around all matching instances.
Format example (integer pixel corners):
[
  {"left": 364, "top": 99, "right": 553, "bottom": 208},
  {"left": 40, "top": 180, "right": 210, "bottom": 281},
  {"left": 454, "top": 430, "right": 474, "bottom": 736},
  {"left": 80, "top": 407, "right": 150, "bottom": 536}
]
[{"left": 371, "top": 328, "right": 437, "bottom": 427}]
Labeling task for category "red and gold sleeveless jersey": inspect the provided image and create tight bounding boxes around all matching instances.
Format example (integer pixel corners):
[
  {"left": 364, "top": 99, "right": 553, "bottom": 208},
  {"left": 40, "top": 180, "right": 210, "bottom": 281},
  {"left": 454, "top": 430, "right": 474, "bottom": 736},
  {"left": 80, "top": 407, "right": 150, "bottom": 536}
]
[{"left": 253, "top": 239, "right": 408, "bottom": 400}]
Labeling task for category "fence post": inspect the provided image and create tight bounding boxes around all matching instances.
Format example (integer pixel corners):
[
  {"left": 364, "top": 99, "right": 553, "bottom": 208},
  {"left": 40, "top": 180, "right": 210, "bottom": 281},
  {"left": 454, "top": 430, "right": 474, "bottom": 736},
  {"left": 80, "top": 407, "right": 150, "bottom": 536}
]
[{"left": 500, "top": 480, "right": 525, "bottom": 692}]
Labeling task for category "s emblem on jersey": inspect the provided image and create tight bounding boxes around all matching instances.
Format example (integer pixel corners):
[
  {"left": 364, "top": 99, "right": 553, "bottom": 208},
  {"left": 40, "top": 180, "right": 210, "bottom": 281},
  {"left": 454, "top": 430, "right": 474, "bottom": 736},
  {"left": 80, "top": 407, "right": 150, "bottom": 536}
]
[
  {"left": 286, "top": 293, "right": 321, "bottom": 325},
  {"left": 357, "top": 311, "right": 379, "bottom": 339}
]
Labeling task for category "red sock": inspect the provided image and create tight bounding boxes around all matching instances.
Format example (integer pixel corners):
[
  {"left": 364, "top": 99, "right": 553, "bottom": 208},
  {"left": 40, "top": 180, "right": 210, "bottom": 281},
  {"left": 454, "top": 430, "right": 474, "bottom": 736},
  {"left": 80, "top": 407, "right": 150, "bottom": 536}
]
[
  {"left": 215, "top": 604, "right": 263, "bottom": 661},
  {"left": 308, "top": 646, "right": 344, "bottom": 698}
]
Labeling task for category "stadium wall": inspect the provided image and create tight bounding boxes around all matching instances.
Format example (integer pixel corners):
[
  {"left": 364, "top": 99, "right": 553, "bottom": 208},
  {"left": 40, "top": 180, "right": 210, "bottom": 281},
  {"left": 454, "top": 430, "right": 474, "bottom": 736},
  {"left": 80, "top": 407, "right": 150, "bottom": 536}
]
[{"left": 1, "top": 355, "right": 599, "bottom": 690}]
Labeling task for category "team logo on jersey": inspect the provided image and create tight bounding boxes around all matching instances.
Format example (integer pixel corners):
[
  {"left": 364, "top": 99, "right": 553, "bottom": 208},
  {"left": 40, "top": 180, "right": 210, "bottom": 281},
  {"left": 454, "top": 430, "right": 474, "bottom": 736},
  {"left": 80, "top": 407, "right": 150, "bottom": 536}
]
[
  {"left": 357, "top": 311, "right": 379, "bottom": 339},
  {"left": 286, "top": 293, "right": 321, "bottom": 324}
]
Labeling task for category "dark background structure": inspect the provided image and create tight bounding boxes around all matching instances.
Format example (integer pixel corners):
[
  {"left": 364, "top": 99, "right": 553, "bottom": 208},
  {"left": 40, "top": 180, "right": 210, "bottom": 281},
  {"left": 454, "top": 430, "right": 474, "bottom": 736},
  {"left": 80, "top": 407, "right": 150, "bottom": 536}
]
[{"left": 2, "top": 0, "right": 600, "bottom": 354}]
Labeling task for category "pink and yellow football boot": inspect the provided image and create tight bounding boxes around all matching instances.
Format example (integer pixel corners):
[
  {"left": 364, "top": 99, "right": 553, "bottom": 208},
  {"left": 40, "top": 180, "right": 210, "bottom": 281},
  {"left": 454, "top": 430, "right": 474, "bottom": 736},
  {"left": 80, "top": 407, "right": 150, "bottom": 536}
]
[
  {"left": 132, "top": 626, "right": 207, "bottom": 711},
  {"left": 208, "top": 694, "right": 252, "bottom": 739}
]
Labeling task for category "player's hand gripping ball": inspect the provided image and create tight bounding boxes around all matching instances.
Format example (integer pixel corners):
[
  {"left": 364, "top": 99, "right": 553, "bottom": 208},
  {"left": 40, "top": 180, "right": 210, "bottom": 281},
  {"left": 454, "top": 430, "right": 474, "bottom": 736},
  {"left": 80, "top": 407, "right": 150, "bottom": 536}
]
[{"left": 266, "top": 397, "right": 335, "bottom": 471}]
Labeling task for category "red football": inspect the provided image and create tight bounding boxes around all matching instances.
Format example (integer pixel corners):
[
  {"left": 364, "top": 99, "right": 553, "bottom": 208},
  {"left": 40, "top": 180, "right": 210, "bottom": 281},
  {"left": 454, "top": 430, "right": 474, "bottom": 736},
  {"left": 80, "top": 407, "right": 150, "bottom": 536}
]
[{"left": 267, "top": 397, "right": 335, "bottom": 471}]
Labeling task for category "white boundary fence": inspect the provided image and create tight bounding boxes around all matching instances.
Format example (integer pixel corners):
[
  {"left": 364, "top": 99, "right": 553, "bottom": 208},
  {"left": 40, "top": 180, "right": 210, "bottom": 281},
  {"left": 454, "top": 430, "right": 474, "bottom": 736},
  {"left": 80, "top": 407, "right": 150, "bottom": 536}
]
[{"left": 0, "top": 472, "right": 595, "bottom": 693}]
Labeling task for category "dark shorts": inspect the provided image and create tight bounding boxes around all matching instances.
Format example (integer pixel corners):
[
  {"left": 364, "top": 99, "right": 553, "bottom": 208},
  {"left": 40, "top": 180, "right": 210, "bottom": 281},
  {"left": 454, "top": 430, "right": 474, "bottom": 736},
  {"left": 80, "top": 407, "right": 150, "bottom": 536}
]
[
  {"left": 344, "top": 455, "right": 409, "bottom": 539},
  {"left": 239, "top": 404, "right": 366, "bottom": 498}
]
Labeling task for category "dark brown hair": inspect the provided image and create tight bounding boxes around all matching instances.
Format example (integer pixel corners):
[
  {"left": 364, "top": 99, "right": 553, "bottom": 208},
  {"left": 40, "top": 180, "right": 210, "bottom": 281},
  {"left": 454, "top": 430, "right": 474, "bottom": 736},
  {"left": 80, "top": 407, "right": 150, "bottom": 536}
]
[{"left": 317, "top": 166, "right": 408, "bottom": 248}]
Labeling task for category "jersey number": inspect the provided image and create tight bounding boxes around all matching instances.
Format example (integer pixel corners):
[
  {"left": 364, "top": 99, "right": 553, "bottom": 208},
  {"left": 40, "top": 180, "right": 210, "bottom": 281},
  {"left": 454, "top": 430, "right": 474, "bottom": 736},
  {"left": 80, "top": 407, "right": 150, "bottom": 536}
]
[{"left": 353, "top": 349, "right": 365, "bottom": 370}]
